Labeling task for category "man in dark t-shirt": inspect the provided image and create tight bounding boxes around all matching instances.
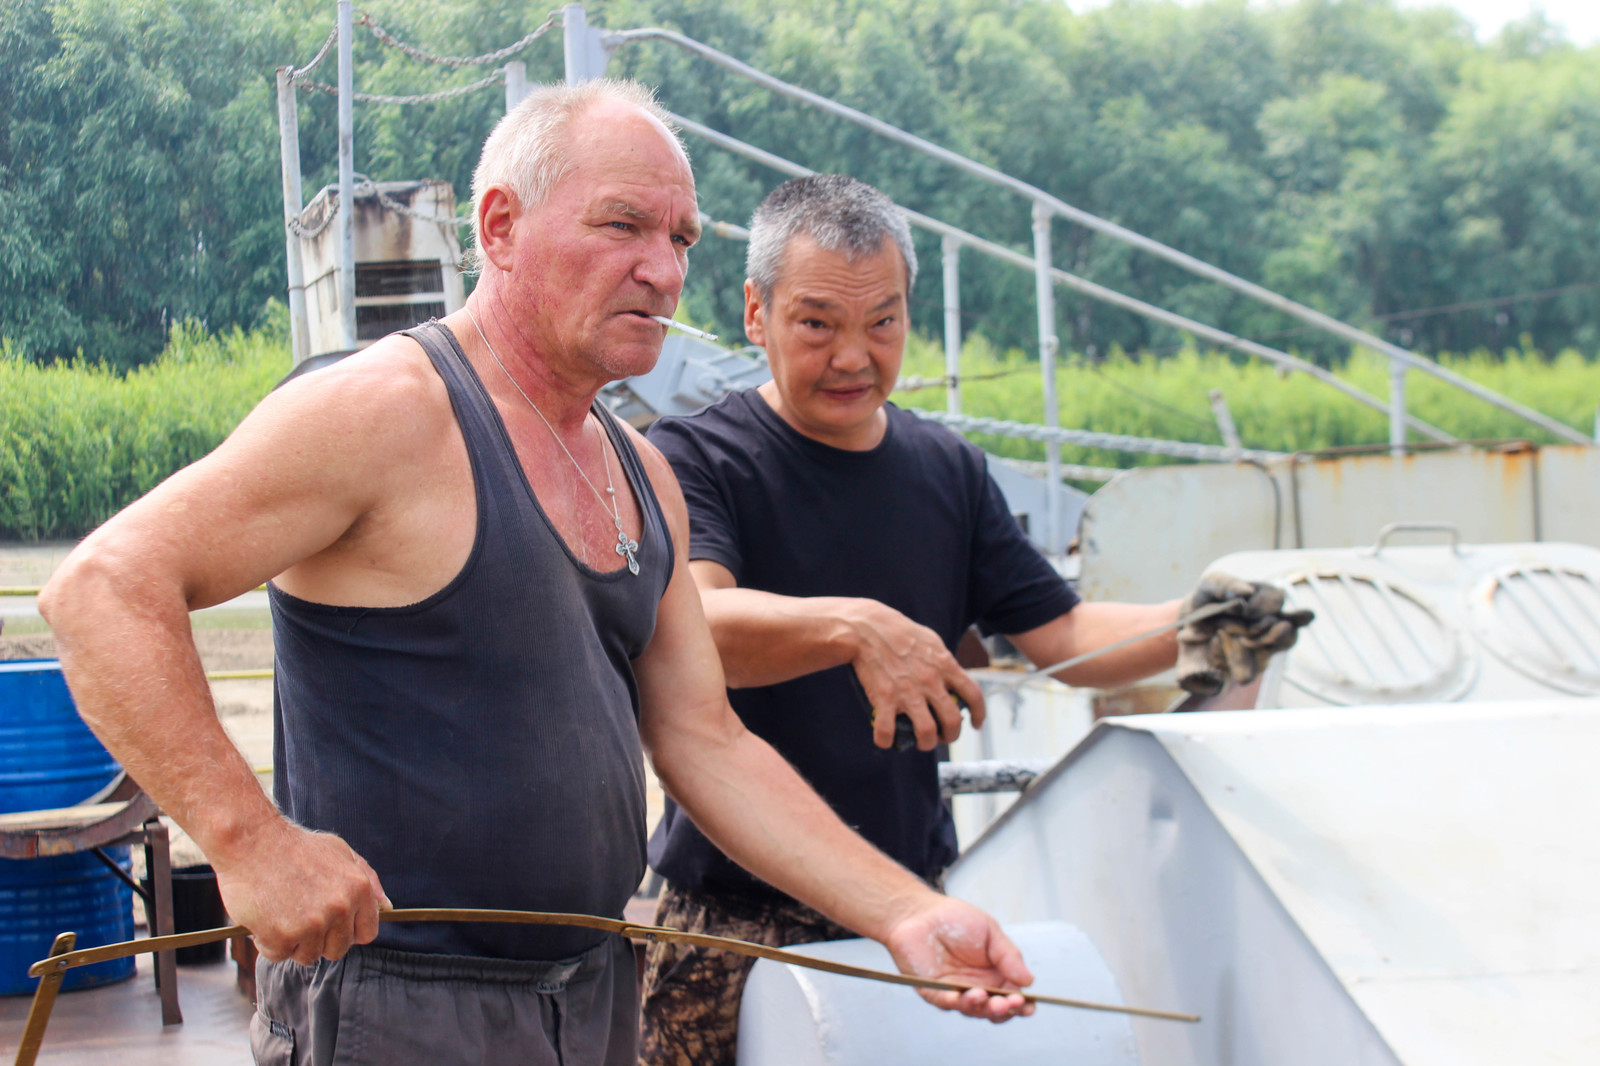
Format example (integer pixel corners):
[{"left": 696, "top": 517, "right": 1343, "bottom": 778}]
[{"left": 637, "top": 175, "right": 1311, "bottom": 1066}]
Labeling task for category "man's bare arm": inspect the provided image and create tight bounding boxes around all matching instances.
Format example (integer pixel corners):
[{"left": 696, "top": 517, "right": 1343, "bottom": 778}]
[
  {"left": 36, "top": 347, "right": 448, "bottom": 962},
  {"left": 1006, "top": 600, "right": 1182, "bottom": 689},
  {"left": 632, "top": 439, "right": 1031, "bottom": 1020},
  {"left": 690, "top": 561, "right": 983, "bottom": 750}
]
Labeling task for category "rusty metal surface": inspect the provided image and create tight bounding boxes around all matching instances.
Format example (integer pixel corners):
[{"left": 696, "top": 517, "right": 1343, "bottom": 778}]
[{"left": 1078, "top": 446, "right": 1600, "bottom": 606}]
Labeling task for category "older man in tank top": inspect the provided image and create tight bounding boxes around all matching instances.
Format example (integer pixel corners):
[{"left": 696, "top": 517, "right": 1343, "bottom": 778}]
[{"left": 38, "top": 81, "right": 1035, "bottom": 1065}]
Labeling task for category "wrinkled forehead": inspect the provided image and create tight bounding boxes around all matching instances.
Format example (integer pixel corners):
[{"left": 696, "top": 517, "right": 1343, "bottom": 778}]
[{"left": 567, "top": 101, "right": 695, "bottom": 190}]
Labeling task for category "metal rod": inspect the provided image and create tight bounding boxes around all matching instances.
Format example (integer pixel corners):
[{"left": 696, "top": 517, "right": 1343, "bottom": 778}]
[
  {"left": 1372, "top": 578, "right": 1438, "bottom": 672},
  {"left": 1303, "top": 574, "right": 1379, "bottom": 685},
  {"left": 337, "top": 0, "right": 357, "bottom": 351},
  {"left": 982, "top": 598, "right": 1243, "bottom": 690},
  {"left": 13, "top": 932, "right": 75, "bottom": 1066},
  {"left": 1032, "top": 203, "right": 1062, "bottom": 555},
  {"left": 88, "top": 846, "right": 150, "bottom": 903},
  {"left": 1209, "top": 389, "right": 1241, "bottom": 450},
  {"left": 1336, "top": 572, "right": 1406, "bottom": 680},
  {"left": 276, "top": 68, "right": 311, "bottom": 366},
  {"left": 942, "top": 234, "right": 962, "bottom": 416},
  {"left": 16, "top": 908, "right": 1199, "bottom": 1058},
  {"left": 668, "top": 113, "right": 1454, "bottom": 443},
  {"left": 1515, "top": 567, "right": 1600, "bottom": 670},
  {"left": 614, "top": 25, "right": 1591, "bottom": 446},
  {"left": 1389, "top": 358, "right": 1407, "bottom": 456},
  {"left": 1497, "top": 569, "right": 1577, "bottom": 665}
]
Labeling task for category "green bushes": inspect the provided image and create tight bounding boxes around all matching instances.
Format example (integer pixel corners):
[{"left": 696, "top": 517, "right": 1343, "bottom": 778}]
[
  {"left": 896, "top": 334, "right": 1600, "bottom": 473},
  {"left": 1, "top": 322, "right": 287, "bottom": 540},
  {"left": 2, "top": 319, "right": 1595, "bottom": 543}
]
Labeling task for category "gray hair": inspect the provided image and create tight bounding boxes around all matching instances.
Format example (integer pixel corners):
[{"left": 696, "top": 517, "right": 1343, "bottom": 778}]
[
  {"left": 468, "top": 78, "right": 685, "bottom": 270},
  {"left": 746, "top": 175, "right": 918, "bottom": 300}
]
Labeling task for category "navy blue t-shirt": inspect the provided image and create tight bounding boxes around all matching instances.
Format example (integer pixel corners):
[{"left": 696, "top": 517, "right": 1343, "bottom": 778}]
[{"left": 646, "top": 389, "right": 1078, "bottom": 903}]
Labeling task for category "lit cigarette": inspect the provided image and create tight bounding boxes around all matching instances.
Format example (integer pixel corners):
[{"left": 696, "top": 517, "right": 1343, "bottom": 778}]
[{"left": 651, "top": 316, "right": 719, "bottom": 342}]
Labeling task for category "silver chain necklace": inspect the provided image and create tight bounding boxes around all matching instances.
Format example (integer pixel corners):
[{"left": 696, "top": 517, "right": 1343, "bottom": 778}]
[{"left": 465, "top": 308, "right": 640, "bottom": 576}]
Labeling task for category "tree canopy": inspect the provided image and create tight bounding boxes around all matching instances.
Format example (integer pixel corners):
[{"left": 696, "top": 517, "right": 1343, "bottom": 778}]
[{"left": 3, "top": 0, "right": 1597, "bottom": 369}]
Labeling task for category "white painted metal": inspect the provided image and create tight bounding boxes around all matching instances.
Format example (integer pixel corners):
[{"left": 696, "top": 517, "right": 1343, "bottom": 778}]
[
  {"left": 1201, "top": 540, "right": 1600, "bottom": 707},
  {"left": 737, "top": 922, "right": 1139, "bottom": 1066},
  {"left": 562, "top": 4, "right": 611, "bottom": 84},
  {"left": 336, "top": 1, "right": 357, "bottom": 351},
  {"left": 946, "top": 701, "right": 1600, "bottom": 1066},
  {"left": 941, "top": 234, "right": 961, "bottom": 416},
  {"left": 504, "top": 60, "right": 526, "bottom": 111},
  {"left": 1076, "top": 447, "right": 1600, "bottom": 605},
  {"left": 1207, "top": 389, "right": 1241, "bottom": 450},
  {"left": 1032, "top": 203, "right": 1063, "bottom": 555},
  {"left": 275, "top": 68, "right": 311, "bottom": 366},
  {"left": 1389, "top": 358, "right": 1407, "bottom": 455},
  {"left": 946, "top": 670, "right": 1093, "bottom": 845},
  {"left": 297, "top": 180, "right": 465, "bottom": 358}
]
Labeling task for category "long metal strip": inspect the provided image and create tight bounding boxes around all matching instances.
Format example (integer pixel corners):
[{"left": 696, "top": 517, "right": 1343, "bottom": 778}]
[
  {"left": 13, "top": 908, "right": 1198, "bottom": 1064},
  {"left": 621, "top": 27, "right": 1590, "bottom": 446}
]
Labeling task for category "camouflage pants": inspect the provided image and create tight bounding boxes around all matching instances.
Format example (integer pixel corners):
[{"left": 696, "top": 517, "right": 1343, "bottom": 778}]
[{"left": 637, "top": 883, "right": 852, "bottom": 1066}]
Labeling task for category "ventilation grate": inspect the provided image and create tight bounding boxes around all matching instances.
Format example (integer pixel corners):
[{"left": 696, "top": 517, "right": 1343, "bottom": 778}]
[
  {"left": 1281, "top": 572, "right": 1473, "bottom": 705},
  {"left": 1471, "top": 565, "right": 1600, "bottom": 696}
]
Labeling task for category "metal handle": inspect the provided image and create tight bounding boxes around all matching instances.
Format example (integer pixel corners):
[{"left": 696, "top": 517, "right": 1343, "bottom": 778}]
[{"left": 1369, "top": 522, "right": 1462, "bottom": 556}]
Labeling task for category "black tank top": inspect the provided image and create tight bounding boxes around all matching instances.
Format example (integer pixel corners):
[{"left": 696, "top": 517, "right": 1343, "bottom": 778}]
[{"left": 269, "top": 321, "right": 674, "bottom": 960}]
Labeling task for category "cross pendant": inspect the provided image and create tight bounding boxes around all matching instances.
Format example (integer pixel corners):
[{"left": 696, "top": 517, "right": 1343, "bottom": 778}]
[{"left": 615, "top": 528, "right": 641, "bottom": 576}]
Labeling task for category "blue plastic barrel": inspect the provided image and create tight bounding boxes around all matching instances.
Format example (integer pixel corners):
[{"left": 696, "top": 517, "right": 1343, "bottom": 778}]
[{"left": 0, "top": 659, "right": 136, "bottom": 994}]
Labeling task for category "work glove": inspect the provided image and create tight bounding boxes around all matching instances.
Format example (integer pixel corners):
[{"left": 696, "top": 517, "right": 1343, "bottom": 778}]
[{"left": 1175, "top": 573, "right": 1314, "bottom": 696}]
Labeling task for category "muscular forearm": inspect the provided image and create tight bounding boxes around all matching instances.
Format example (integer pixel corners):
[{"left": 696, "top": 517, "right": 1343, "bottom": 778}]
[
  {"left": 652, "top": 722, "right": 935, "bottom": 941},
  {"left": 1015, "top": 600, "right": 1182, "bottom": 689},
  {"left": 40, "top": 549, "right": 284, "bottom": 865},
  {"left": 700, "top": 587, "right": 868, "bottom": 688}
]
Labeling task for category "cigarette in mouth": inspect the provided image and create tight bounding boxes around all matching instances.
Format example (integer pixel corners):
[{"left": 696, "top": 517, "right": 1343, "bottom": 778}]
[{"left": 650, "top": 316, "right": 719, "bottom": 342}]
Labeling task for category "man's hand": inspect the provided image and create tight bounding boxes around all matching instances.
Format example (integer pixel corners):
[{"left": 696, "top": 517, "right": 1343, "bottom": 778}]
[
  {"left": 841, "top": 599, "right": 985, "bottom": 751},
  {"left": 883, "top": 895, "right": 1034, "bottom": 1021},
  {"left": 1176, "top": 573, "right": 1315, "bottom": 695},
  {"left": 213, "top": 820, "right": 391, "bottom": 966}
]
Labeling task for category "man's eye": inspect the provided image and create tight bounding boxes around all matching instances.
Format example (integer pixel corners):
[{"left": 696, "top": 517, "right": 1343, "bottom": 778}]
[
  {"left": 873, "top": 316, "right": 897, "bottom": 329},
  {"left": 608, "top": 221, "right": 633, "bottom": 232},
  {"left": 801, "top": 319, "right": 828, "bottom": 330}
]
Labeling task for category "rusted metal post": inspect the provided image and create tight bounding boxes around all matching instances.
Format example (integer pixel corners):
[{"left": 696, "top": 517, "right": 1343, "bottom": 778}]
[
  {"left": 145, "top": 819, "right": 181, "bottom": 1025},
  {"left": 942, "top": 234, "right": 962, "bottom": 415}
]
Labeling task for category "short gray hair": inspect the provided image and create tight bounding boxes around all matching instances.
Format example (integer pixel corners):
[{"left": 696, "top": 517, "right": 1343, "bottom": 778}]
[
  {"left": 746, "top": 175, "right": 917, "bottom": 300},
  {"left": 469, "top": 79, "right": 684, "bottom": 269}
]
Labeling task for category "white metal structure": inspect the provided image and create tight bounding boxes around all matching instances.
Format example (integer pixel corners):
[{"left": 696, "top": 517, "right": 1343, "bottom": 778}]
[
  {"left": 738, "top": 922, "right": 1140, "bottom": 1066},
  {"left": 939, "top": 701, "right": 1600, "bottom": 1066},
  {"left": 296, "top": 180, "right": 465, "bottom": 360}
]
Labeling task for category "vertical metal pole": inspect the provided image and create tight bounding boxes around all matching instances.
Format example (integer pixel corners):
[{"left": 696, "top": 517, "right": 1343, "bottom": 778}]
[
  {"left": 1389, "top": 356, "right": 1407, "bottom": 456},
  {"left": 1209, "top": 388, "right": 1242, "bottom": 451},
  {"left": 276, "top": 69, "right": 310, "bottom": 366},
  {"left": 504, "top": 60, "right": 526, "bottom": 112},
  {"left": 941, "top": 234, "right": 962, "bottom": 416},
  {"left": 1032, "top": 201, "right": 1061, "bottom": 554},
  {"left": 337, "top": 0, "right": 358, "bottom": 351},
  {"left": 564, "top": 4, "right": 609, "bottom": 85}
]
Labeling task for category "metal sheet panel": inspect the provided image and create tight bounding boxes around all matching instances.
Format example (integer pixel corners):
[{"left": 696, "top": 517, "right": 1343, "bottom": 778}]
[
  {"left": 1537, "top": 446, "right": 1600, "bottom": 543},
  {"left": 947, "top": 702, "right": 1600, "bottom": 1065},
  {"left": 737, "top": 922, "right": 1140, "bottom": 1066}
]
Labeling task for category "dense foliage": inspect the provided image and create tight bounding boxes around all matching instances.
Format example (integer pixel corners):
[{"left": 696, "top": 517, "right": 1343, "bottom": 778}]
[
  {"left": 2, "top": 0, "right": 1598, "bottom": 370},
  {"left": 0, "top": 318, "right": 289, "bottom": 539},
  {"left": 5, "top": 319, "right": 1595, "bottom": 541}
]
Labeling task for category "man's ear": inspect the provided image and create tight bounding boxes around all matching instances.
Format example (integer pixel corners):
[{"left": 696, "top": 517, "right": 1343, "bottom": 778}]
[
  {"left": 743, "top": 278, "right": 766, "bottom": 347},
  {"left": 477, "top": 186, "right": 519, "bottom": 272}
]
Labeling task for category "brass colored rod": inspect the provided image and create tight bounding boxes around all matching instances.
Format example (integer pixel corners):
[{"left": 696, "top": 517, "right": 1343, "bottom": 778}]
[{"left": 17, "top": 908, "right": 1198, "bottom": 1063}]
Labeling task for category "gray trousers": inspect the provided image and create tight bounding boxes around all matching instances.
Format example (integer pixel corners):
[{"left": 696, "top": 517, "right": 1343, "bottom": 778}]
[{"left": 250, "top": 937, "right": 638, "bottom": 1066}]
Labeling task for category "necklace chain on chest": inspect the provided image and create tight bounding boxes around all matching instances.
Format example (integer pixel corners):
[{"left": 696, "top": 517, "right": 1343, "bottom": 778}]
[{"left": 465, "top": 309, "right": 640, "bottom": 576}]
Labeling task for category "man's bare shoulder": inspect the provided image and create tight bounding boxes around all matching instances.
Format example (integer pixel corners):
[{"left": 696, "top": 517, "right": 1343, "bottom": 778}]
[{"left": 265, "top": 334, "right": 452, "bottom": 450}]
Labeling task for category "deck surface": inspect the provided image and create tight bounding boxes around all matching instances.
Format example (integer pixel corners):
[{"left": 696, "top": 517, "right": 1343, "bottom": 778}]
[{"left": 0, "top": 951, "right": 254, "bottom": 1065}]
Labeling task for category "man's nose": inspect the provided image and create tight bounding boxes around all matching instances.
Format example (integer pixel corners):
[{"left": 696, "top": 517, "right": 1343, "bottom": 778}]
[
  {"left": 829, "top": 334, "right": 871, "bottom": 373},
  {"left": 634, "top": 235, "right": 686, "bottom": 296}
]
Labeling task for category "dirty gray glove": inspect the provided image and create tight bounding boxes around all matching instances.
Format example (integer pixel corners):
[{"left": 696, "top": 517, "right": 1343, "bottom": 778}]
[{"left": 1176, "top": 573, "right": 1314, "bottom": 695}]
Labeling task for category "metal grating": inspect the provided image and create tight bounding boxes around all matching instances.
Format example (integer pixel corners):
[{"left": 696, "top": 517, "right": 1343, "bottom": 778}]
[
  {"left": 1472, "top": 565, "right": 1600, "bottom": 696},
  {"left": 1280, "top": 572, "right": 1474, "bottom": 705}
]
